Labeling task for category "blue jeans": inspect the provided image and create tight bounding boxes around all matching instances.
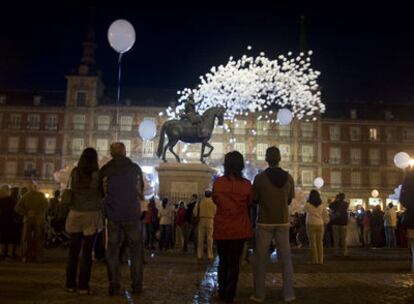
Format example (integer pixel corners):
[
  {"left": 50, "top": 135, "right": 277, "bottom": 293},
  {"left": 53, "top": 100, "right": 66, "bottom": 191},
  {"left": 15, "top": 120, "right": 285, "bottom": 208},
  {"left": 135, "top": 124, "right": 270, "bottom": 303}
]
[
  {"left": 385, "top": 226, "right": 397, "bottom": 248},
  {"left": 252, "top": 226, "right": 295, "bottom": 301},
  {"left": 106, "top": 219, "right": 143, "bottom": 291}
]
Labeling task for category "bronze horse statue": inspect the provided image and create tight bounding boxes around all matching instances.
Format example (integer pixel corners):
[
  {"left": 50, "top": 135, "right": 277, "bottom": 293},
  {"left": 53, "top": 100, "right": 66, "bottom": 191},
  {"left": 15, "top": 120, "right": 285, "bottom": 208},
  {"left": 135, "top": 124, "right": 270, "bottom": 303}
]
[{"left": 156, "top": 106, "right": 225, "bottom": 163}]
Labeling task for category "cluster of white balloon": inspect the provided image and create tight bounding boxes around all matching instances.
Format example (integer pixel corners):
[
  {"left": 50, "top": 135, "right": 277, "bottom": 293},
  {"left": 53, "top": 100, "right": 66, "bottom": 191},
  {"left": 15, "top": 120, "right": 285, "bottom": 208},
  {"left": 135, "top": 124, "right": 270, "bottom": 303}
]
[{"left": 107, "top": 19, "right": 156, "bottom": 141}]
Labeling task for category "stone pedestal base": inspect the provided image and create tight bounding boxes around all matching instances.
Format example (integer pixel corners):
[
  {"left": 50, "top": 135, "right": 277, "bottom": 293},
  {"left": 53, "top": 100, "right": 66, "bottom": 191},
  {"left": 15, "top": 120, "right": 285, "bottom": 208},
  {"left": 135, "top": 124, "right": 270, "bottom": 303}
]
[{"left": 156, "top": 163, "right": 214, "bottom": 203}]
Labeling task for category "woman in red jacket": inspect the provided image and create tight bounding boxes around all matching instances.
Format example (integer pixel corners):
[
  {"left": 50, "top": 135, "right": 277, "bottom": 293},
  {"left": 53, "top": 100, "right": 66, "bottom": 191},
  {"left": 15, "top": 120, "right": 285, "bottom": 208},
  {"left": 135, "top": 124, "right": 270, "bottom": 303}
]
[{"left": 213, "top": 151, "right": 252, "bottom": 303}]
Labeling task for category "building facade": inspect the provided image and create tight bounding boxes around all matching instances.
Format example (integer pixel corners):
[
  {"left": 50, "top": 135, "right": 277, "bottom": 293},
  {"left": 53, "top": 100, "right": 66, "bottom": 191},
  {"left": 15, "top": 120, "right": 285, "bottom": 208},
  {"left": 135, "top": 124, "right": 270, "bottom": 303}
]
[{"left": 0, "top": 34, "right": 410, "bottom": 208}]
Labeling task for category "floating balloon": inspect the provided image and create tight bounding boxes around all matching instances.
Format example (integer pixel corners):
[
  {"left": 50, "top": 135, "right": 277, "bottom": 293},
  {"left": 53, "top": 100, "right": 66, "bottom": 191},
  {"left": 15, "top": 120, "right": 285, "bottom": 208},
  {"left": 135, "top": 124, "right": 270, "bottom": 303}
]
[
  {"left": 277, "top": 108, "right": 293, "bottom": 125},
  {"left": 394, "top": 152, "right": 411, "bottom": 169},
  {"left": 313, "top": 177, "right": 324, "bottom": 189},
  {"left": 371, "top": 189, "right": 379, "bottom": 198},
  {"left": 108, "top": 19, "right": 136, "bottom": 54},
  {"left": 139, "top": 120, "right": 156, "bottom": 140}
]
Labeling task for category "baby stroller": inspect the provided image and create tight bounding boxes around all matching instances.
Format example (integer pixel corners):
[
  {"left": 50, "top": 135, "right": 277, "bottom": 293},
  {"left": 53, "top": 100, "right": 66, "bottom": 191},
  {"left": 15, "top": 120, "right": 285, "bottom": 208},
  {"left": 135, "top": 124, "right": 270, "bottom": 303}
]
[{"left": 45, "top": 215, "right": 70, "bottom": 249}]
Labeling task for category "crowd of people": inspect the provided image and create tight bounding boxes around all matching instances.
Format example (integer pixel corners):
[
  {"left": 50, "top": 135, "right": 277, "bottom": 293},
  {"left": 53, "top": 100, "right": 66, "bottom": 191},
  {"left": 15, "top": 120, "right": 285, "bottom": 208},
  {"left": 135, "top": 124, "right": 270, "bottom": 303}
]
[{"left": 1, "top": 143, "right": 414, "bottom": 303}]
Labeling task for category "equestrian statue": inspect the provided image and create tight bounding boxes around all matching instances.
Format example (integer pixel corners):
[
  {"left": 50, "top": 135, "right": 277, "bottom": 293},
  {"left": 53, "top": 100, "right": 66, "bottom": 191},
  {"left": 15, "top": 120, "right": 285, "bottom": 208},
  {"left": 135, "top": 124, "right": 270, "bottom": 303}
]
[{"left": 156, "top": 95, "right": 225, "bottom": 163}]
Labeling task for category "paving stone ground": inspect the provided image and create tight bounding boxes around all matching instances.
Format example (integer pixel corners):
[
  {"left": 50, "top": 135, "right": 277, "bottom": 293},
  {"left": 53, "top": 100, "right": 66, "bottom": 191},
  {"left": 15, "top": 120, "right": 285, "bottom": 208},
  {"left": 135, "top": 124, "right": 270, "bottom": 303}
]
[{"left": 0, "top": 247, "right": 413, "bottom": 304}]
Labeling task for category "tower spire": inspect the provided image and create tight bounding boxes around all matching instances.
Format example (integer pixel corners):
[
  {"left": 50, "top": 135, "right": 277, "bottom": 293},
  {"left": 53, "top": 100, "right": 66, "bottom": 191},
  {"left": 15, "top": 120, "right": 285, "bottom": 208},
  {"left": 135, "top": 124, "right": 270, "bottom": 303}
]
[
  {"left": 78, "top": 6, "right": 96, "bottom": 75},
  {"left": 299, "top": 15, "right": 308, "bottom": 52}
]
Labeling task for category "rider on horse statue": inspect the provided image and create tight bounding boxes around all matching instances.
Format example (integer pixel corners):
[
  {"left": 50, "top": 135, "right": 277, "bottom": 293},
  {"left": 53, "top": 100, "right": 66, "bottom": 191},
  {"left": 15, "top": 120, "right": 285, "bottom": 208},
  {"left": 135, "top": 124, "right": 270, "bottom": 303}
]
[{"left": 180, "top": 94, "right": 203, "bottom": 137}]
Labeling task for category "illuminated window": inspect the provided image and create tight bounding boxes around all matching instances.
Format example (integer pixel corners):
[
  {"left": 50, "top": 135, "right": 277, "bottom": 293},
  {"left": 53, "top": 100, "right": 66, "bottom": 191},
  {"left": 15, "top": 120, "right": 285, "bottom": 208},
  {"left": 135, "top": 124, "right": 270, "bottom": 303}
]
[
  {"left": 369, "top": 128, "right": 379, "bottom": 141},
  {"left": 329, "top": 126, "right": 341, "bottom": 141},
  {"left": 301, "top": 145, "right": 314, "bottom": 162},
  {"left": 369, "top": 149, "right": 380, "bottom": 165},
  {"left": 351, "top": 171, "right": 361, "bottom": 187},
  {"left": 279, "top": 144, "right": 291, "bottom": 161},
  {"left": 234, "top": 143, "right": 246, "bottom": 155},
  {"left": 301, "top": 170, "right": 314, "bottom": 186},
  {"left": 256, "top": 121, "right": 269, "bottom": 136},
  {"left": 329, "top": 147, "right": 341, "bottom": 164},
  {"left": 350, "top": 127, "right": 361, "bottom": 141},
  {"left": 330, "top": 171, "right": 341, "bottom": 188},
  {"left": 96, "top": 139, "right": 109, "bottom": 155},
  {"left": 301, "top": 123, "right": 314, "bottom": 138},
  {"left": 120, "top": 116, "right": 133, "bottom": 131},
  {"left": 71, "top": 138, "right": 84, "bottom": 155},
  {"left": 45, "top": 115, "right": 58, "bottom": 130},
  {"left": 234, "top": 120, "right": 246, "bottom": 135},
  {"left": 43, "top": 162, "right": 55, "bottom": 180},
  {"left": 97, "top": 115, "right": 110, "bottom": 131},
  {"left": 73, "top": 114, "right": 86, "bottom": 130},
  {"left": 44, "top": 137, "right": 56, "bottom": 154},
  {"left": 5, "top": 161, "right": 17, "bottom": 178},
  {"left": 256, "top": 143, "right": 268, "bottom": 160},
  {"left": 142, "top": 140, "right": 154, "bottom": 158},
  {"left": 279, "top": 125, "right": 291, "bottom": 137}
]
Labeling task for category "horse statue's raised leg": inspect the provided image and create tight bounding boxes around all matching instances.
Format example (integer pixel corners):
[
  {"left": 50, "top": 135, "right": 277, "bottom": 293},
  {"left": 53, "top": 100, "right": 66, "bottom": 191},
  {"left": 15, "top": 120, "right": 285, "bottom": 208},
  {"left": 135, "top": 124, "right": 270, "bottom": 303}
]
[
  {"left": 200, "top": 142, "right": 206, "bottom": 163},
  {"left": 202, "top": 141, "right": 214, "bottom": 158}
]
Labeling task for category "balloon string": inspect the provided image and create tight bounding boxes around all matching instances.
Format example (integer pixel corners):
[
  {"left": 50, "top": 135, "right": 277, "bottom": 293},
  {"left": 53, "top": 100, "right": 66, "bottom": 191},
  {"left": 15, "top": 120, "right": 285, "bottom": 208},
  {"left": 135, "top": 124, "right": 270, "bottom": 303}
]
[{"left": 116, "top": 53, "right": 123, "bottom": 141}]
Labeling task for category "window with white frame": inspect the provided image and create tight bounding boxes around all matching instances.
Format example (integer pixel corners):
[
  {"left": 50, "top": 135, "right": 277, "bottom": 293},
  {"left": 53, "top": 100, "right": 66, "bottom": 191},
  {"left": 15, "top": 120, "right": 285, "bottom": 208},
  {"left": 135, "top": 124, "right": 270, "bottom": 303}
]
[
  {"left": 301, "top": 170, "right": 314, "bottom": 186},
  {"left": 369, "top": 127, "right": 379, "bottom": 141},
  {"left": 369, "top": 149, "right": 380, "bottom": 165},
  {"left": 403, "top": 128, "right": 414, "bottom": 142},
  {"left": 8, "top": 136, "right": 19, "bottom": 153},
  {"left": 350, "top": 127, "right": 361, "bottom": 141},
  {"left": 73, "top": 114, "right": 86, "bottom": 130},
  {"left": 27, "top": 114, "right": 40, "bottom": 129},
  {"left": 43, "top": 162, "right": 55, "bottom": 180},
  {"left": 256, "top": 121, "right": 269, "bottom": 136},
  {"left": 351, "top": 171, "right": 361, "bottom": 187},
  {"left": 5, "top": 161, "right": 17, "bottom": 178},
  {"left": 26, "top": 137, "right": 38, "bottom": 153},
  {"left": 329, "top": 125, "right": 341, "bottom": 141},
  {"left": 71, "top": 138, "right": 84, "bottom": 155},
  {"left": 279, "top": 144, "right": 291, "bottom": 161},
  {"left": 256, "top": 143, "right": 268, "bottom": 160},
  {"left": 369, "top": 171, "right": 381, "bottom": 187},
  {"left": 142, "top": 140, "right": 154, "bottom": 157},
  {"left": 350, "top": 148, "right": 361, "bottom": 165},
  {"left": 279, "top": 125, "right": 291, "bottom": 137},
  {"left": 97, "top": 115, "right": 110, "bottom": 131},
  {"left": 96, "top": 139, "right": 109, "bottom": 155},
  {"left": 121, "top": 139, "right": 131, "bottom": 156},
  {"left": 211, "top": 142, "right": 223, "bottom": 159},
  {"left": 24, "top": 161, "right": 36, "bottom": 177},
  {"left": 330, "top": 171, "right": 341, "bottom": 188},
  {"left": 301, "top": 123, "right": 314, "bottom": 138},
  {"left": 9, "top": 114, "right": 21, "bottom": 129},
  {"left": 120, "top": 116, "right": 133, "bottom": 131},
  {"left": 329, "top": 147, "right": 341, "bottom": 164},
  {"left": 45, "top": 114, "right": 58, "bottom": 130},
  {"left": 234, "top": 142, "right": 246, "bottom": 155},
  {"left": 234, "top": 120, "right": 246, "bottom": 135},
  {"left": 44, "top": 137, "right": 56, "bottom": 154},
  {"left": 301, "top": 145, "right": 314, "bottom": 162}
]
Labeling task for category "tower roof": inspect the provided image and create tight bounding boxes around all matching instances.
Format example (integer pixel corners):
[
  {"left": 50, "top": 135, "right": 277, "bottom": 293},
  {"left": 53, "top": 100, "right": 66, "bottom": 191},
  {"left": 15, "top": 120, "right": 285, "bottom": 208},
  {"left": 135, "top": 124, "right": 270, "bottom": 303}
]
[{"left": 78, "top": 6, "right": 97, "bottom": 75}]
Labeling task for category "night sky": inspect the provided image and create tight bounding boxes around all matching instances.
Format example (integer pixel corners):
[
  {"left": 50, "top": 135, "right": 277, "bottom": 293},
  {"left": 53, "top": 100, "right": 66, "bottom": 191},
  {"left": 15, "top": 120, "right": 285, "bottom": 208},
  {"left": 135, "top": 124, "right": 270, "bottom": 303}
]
[{"left": 1, "top": 2, "right": 414, "bottom": 104}]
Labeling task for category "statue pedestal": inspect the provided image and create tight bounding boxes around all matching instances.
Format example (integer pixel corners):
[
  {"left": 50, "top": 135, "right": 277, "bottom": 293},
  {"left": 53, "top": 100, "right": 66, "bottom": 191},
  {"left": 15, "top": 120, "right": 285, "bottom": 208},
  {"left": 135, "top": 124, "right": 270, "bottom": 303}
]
[{"left": 156, "top": 163, "right": 214, "bottom": 203}]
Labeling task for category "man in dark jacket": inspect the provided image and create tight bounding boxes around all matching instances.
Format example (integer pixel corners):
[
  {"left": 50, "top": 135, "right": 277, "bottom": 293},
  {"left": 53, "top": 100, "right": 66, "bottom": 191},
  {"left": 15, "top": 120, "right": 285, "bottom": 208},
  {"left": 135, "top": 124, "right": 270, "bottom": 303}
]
[
  {"left": 100, "top": 142, "right": 144, "bottom": 295},
  {"left": 329, "top": 192, "right": 349, "bottom": 256},
  {"left": 250, "top": 146, "right": 295, "bottom": 303},
  {"left": 183, "top": 193, "right": 198, "bottom": 252}
]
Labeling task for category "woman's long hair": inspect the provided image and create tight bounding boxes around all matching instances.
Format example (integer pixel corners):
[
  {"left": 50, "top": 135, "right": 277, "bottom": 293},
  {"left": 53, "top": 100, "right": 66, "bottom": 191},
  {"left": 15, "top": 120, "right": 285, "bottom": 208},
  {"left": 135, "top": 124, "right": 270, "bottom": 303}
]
[
  {"left": 76, "top": 147, "right": 99, "bottom": 187},
  {"left": 224, "top": 151, "right": 245, "bottom": 180},
  {"left": 308, "top": 189, "right": 322, "bottom": 207}
]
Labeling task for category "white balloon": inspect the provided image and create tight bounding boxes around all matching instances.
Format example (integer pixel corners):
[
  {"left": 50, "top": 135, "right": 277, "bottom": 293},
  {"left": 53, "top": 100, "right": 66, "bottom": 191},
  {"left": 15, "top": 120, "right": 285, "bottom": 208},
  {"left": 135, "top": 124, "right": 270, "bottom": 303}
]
[
  {"left": 108, "top": 19, "right": 136, "bottom": 54},
  {"left": 371, "top": 189, "right": 379, "bottom": 198},
  {"left": 394, "top": 152, "right": 411, "bottom": 169},
  {"left": 139, "top": 120, "right": 156, "bottom": 140},
  {"left": 313, "top": 177, "right": 324, "bottom": 189},
  {"left": 277, "top": 108, "right": 293, "bottom": 125}
]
